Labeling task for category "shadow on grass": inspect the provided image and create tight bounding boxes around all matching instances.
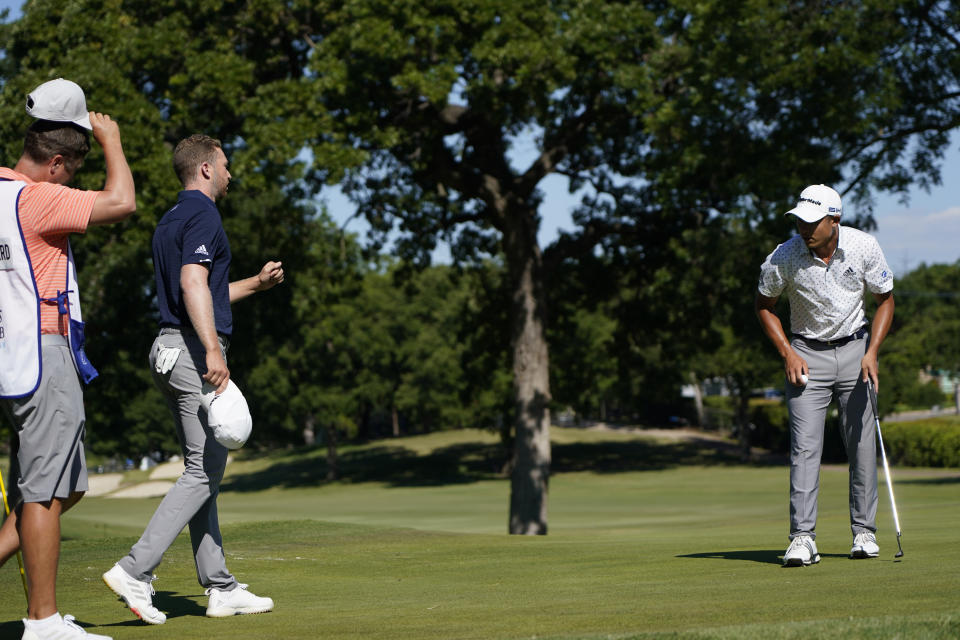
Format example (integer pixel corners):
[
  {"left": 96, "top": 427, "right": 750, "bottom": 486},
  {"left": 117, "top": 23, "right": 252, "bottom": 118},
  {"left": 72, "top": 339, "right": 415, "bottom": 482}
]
[
  {"left": 677, "top": 550, "right": 850, "bottom": 566},
  {"left": 97, "top": 590, "right": 205, "bottom": 627},
  {"left": 222, "top": 435, "right": 756, "bottom": 493},
  {"left": 551, "top": 438, "right": 752, "bottom": 473},
  {"left": 223, "top": 442, "right": 506, "bottom": 492},
  {"left": 155, "top": 590, "right": 206, "bottom": 620},
  {"left": 676, "top": 549, "right": 784, "bottom": 565},
  {"left": 898, "top": 475, "right": 960, "bottom": 485}
]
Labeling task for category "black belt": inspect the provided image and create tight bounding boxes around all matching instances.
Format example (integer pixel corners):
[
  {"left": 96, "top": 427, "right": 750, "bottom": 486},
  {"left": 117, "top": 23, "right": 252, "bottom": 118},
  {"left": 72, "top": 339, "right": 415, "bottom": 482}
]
[{"left": 794, "top": 326, "right": 867, "bottom": 347}]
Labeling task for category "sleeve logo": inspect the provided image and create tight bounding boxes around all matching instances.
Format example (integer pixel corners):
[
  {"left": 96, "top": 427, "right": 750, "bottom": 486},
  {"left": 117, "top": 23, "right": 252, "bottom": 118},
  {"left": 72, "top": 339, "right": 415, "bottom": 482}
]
[{"left": 194, "top": 244, "right": 209, "bottom": 256}]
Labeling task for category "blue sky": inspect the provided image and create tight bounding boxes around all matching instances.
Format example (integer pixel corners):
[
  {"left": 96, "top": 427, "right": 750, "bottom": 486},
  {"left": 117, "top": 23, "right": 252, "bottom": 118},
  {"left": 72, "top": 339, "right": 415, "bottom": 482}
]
[{"left": 3, "top": 0, "right": 958, "bottom": 272}]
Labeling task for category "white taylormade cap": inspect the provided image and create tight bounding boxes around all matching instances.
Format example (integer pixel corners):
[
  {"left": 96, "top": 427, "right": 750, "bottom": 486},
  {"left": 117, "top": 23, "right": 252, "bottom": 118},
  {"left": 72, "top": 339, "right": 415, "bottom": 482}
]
[
  {"left": 785, "top": 184, "right": 842, "bottom": 223},
  {"left": 200, "top": 380, "right": 253, "bottom": 450},
  {"left": 25, "top": 78, "right": 92, "bottom": 130}
]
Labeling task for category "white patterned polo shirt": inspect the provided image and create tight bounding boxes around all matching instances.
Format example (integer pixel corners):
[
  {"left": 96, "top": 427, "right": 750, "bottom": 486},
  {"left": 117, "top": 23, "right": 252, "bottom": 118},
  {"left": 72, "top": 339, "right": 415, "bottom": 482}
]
[{"left": 758, "top": 225, "right": 894, "bottom": 341}]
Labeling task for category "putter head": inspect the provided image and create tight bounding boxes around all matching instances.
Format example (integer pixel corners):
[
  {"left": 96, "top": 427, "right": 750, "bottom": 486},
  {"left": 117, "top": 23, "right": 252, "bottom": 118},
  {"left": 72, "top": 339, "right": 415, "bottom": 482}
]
[{"left": 894, "top": 533, "right": 904, "bottom": 559}]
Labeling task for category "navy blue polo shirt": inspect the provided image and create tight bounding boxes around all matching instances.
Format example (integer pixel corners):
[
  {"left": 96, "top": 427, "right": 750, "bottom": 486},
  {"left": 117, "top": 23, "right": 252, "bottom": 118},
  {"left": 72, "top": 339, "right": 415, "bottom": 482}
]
[{"left": 152, "top": 190, "right": 232, "bottom": 336}]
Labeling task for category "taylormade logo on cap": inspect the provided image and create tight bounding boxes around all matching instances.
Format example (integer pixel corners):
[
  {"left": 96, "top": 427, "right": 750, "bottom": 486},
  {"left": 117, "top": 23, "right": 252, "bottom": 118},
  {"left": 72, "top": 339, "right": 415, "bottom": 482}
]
[
  {"left": 25, "top": 78, "right": 92, "bottom": 130},
  {"left": 785, "top": 184, "right": 842, "bottom": 223}
]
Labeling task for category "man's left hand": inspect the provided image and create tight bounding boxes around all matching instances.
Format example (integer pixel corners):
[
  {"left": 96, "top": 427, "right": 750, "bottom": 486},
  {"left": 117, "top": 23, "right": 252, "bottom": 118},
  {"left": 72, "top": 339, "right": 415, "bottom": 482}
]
[
  {"left": 861, "top": 351, "right": 880, "bottom": 392},
  {"left": 257, "top": 261, "right": 284, "bottom": 291}
]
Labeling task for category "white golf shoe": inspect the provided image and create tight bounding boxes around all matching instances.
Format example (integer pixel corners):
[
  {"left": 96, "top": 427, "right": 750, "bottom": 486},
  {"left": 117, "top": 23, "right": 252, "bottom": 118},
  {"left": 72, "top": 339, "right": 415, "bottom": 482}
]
[
  {"left": 783, "top": 535, "right": 820, "bottom": 566},
  {"left": 205, "top": 583, "right": 274, "bottom": 617},
  {"left": 21, "top": 614, "right": 112, "bottom": 639},
  {"left": 102, "top": 563, "right": 166, "bottom": 625},
  {"left": 850, "top": 532, "right": 880, "bottom": 558}
]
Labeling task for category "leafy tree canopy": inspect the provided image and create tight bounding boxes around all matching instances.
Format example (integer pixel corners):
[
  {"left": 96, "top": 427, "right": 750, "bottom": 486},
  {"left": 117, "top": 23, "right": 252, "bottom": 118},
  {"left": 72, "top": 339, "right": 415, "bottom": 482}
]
[{"left": 2, "top": 0, "right": 960, "bottom": 532}]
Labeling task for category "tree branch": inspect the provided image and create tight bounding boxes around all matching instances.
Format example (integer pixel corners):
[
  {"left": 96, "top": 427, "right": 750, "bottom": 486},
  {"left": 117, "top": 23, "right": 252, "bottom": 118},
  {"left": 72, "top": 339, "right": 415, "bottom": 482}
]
[
  {"left": 915, "top": 0, "right": 960, "bottom": 52},
  {"left": 516, "top": 106, "right": 594, "bottom": 196},
  {"left": 832, "top": 116, "right": 960, "bottom": 172},
  {"left": 438, "top": 104, "right": 469, "bottom": 128}
]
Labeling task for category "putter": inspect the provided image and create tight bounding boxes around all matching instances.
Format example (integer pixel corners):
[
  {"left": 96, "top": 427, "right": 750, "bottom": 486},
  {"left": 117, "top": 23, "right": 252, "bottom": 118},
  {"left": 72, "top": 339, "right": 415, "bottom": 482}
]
[
  {"left": 0, "top": 465, "right": 29, "bottom": 600},
  {"left": 867, "top": 379, "right": 904, "bottom": 559}
]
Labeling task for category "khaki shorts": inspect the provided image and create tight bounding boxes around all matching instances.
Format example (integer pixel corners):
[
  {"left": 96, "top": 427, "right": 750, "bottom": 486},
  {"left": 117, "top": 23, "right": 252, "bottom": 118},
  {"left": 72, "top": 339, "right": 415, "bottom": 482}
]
[{"left": 2, "top": 335, "right": 88, "bottom": 503}]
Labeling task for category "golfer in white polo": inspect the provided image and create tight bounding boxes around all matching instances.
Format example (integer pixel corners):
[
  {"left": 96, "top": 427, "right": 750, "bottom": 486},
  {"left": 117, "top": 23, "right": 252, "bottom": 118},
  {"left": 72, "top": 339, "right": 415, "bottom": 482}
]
[{"left": 755, "top": 184, "right": 895, "bottom": 567}]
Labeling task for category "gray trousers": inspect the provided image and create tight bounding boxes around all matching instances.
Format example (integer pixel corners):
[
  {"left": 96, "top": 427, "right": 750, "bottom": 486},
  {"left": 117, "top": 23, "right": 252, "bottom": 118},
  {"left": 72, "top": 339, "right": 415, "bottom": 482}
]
[
  {"left": 2, "top": 336, "right": 88, "bottom": 503},
  {"left": 118, "top": 329, "right": 237, "bottom": 590},
  {"left": 786, "top": 333, "right": 878, "bottom": 539}
]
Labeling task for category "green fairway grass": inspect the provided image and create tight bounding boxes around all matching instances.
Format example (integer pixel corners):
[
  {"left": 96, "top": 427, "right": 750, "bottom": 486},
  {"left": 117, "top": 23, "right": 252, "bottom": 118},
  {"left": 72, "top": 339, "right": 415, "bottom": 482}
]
[{"left": 1, "top": 429, "right": 958, "bottom": 639}]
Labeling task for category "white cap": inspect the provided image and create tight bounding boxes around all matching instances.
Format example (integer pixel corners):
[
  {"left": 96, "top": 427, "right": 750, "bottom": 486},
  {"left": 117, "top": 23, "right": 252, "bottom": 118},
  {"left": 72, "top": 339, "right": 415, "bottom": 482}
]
[
  {"left": 25, "top": 78, "right": 92, "bottom": 130},
  {"left": 200, "top": 380, "right": 253, "bottom": 450},
  {"left": 785, "top": 184, "right": 842, "bottom": 223}
]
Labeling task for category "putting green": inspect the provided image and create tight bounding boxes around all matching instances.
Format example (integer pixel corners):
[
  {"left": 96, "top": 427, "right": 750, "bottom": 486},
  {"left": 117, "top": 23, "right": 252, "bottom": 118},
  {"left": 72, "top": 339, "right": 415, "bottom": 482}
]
[{"left": 1, "top": 429, "right": 958, "bottom": 639}]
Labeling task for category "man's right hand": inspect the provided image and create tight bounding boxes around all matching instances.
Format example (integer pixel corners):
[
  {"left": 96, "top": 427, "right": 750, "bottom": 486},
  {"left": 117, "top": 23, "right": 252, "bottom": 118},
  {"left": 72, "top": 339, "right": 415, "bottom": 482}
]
[
  {"left": 203, "top": 348, "right": 230, "bottom": 393},
  {"left": 88, "top": 111, "right": 121, "bottom": 146},
  {"left": 784, "top": 350, "right": 809, "bottom": 387}
]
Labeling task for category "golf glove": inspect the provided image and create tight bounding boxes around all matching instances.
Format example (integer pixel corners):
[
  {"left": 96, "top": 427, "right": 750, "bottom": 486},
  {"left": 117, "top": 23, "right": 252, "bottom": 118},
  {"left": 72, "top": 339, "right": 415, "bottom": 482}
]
[{"left": 155, "top": 345, "right": 182, "bottom": 374}]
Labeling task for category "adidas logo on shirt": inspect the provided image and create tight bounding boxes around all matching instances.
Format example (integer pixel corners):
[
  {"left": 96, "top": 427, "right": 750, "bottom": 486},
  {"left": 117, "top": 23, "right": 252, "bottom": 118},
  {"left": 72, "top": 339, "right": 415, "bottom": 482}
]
[{"left": 194, "top": 244, "right": 209, "bottom": 256}]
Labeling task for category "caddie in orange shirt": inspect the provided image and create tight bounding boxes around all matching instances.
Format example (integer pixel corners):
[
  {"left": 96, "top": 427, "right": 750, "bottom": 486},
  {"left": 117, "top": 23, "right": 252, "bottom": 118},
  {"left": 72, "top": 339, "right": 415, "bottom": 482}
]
[{"left": 0, "top": 79, "right": 135, "bottom": 640}]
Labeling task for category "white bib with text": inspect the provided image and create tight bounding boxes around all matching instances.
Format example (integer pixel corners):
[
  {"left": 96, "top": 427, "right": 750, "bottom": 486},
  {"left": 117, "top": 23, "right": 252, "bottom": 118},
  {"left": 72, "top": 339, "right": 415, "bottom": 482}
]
[{"left": 0, "top": 180, "right": 42, "bottom": 397}]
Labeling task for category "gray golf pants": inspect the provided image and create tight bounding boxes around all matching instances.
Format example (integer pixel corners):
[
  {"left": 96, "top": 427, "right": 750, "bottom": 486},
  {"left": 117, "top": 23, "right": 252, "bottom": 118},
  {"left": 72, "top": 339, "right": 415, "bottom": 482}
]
[
  {"left": 786, "top": 333, "right": 878, "bottom": 540},
  {"left": 117, "top": 329, "right": 237, "bottom": 591}
]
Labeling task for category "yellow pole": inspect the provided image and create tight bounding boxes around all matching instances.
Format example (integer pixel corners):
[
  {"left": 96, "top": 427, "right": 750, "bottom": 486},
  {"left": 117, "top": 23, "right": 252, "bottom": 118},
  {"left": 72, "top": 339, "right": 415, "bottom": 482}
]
[{"left": 0, "top": 465, "right": 29, "bottom": 602}]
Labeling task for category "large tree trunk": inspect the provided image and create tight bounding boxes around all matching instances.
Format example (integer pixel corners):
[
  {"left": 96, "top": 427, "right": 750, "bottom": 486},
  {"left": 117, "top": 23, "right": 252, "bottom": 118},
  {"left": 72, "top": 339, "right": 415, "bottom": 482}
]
[{"left": 504, "top": 209, "right": 551, "bottom": 535}]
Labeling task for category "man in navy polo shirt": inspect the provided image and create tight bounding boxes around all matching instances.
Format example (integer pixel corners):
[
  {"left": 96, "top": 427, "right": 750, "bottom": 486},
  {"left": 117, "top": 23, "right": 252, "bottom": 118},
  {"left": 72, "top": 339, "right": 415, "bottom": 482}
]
[{"left": 102, "top": 135, "right": 283, "bottom": 624}]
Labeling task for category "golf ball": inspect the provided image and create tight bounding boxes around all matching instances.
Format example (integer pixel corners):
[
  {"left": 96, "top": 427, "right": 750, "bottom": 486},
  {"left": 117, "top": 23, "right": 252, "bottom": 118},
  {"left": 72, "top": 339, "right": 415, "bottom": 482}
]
[{"left": 801, "top": 374, "right": 809, "bottom": 385}]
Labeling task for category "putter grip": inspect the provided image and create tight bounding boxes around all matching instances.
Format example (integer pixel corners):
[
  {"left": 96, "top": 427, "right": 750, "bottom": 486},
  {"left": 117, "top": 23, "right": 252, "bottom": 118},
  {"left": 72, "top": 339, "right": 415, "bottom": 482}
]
[{"left": 868, "top": 380, "right": 879, "bottom": 419}]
